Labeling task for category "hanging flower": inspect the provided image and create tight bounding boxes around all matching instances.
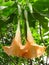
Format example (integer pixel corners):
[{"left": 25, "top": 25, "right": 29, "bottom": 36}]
[{"left": 3, "top": 21, "right": 46, "bottom": 59}]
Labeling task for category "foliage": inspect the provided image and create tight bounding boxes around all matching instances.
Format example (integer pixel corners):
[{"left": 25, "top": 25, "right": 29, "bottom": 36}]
[{"left": 0, "top": 0, "right": 49, "bottom": 65}]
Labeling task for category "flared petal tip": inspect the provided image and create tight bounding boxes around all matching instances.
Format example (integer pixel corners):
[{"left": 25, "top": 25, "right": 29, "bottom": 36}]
[
  {"left": 2, "top": 46, "right": 11, "bottom": 56},
  {"left": 37, "top": 46, "right": 46, "bottom": 58}
]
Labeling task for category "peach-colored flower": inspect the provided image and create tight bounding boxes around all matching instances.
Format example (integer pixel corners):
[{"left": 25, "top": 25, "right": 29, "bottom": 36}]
[{"left": 3, "top": 22, "right": 46, "bottom": 59}]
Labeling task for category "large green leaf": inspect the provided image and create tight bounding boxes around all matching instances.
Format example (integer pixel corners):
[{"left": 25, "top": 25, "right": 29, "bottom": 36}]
[
  {"left": 1, "top": 3, "right": 17, "bottom": 18},
  {"left": 33, "top": 9, "right": 48, "bottom": 31},
  {"left": 0, "top": 1, "right": 14, "bottom": 6},
  {"left": 0, "top": 0, "right": 3, "bottom": 4},
  {"left": 28, "top": 11, "right": 36, "bottom": 28},
  {"left": 33, "top": 0, "right": 49, "bottom": 17}
]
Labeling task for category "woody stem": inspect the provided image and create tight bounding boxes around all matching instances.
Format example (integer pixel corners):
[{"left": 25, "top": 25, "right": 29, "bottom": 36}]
[{"left": 29, "top": 59, "right": 32, "bottom": 65}]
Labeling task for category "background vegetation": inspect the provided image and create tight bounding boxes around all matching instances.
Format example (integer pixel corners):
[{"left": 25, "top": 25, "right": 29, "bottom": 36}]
[{"left": 0, "top": 0, "right": 49, "bottom": 65}]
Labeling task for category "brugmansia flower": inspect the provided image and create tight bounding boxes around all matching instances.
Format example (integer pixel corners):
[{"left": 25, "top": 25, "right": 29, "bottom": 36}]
[
  {"left": 3, "top": 21, "right": 46, "bottom": 59},
  {"left": 3, "top": 21, "right": 23, "bottom": 57},
  {"left": 20, "top": 21, "right": 46, "bottom": 59}
]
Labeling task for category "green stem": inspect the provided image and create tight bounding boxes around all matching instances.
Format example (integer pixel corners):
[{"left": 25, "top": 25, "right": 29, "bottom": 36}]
[
  {"left": 39, "top": 23, "right": 45, "bottom": 45},
  {"left": 39, "top": 23, "right": 45, "bottom": 65}
]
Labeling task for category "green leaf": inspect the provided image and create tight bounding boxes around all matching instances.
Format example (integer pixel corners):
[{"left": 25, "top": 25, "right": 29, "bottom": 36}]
[
  {"left": 33, "top": 0, "right": 49, "bottom": 17},
  {"left": 33, "top": 9, "right": 48, "bottom": 30},
  {"left": 1, "top": 3, "right": 17, "bottom": 17},
  {"left": 28, "top": 11, "right": 36, "bottom": 28},
  {"left": 0, "top": 0, "right": 3, "bottom": 4},
  {"left": 0, "top": 1, "right": 14, "bottom": 6}
]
